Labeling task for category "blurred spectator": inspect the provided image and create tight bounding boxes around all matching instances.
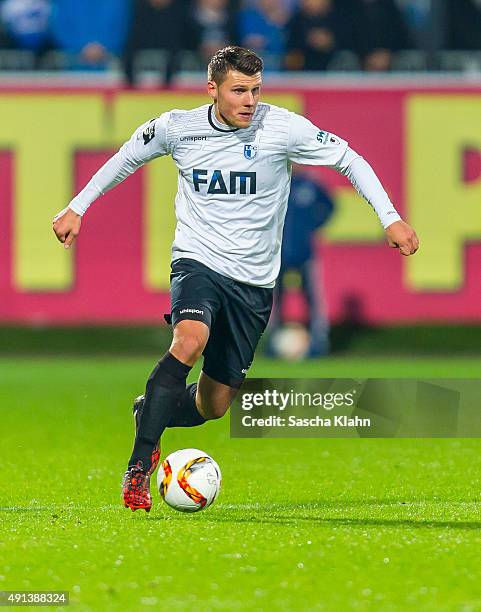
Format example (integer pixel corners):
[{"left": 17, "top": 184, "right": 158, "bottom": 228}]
[
  {"left": 192, "top": 0, "right": 237, "bottom": 63},
  {"left": 285, "top": 0, "right": 355, "bottom": 71},
  {"left": 268, "top": 168, "right": 335, "bottom": 357},
  {"left": 123, "top": 0, "right": 196, "bottom": 86},
  {"left": 356, "top": 0, "right": 411, "bottom": 71},
  {"left": 446, "top": 0, "right": 481, "bottom": 50},
  {"left": 395, "top": 0, "right": 430, "bottom": 47},
  {"left": 50, "top": 0, "right": 130, "bottom": 69},
  {"left": 0, "top": 0, "right": 52, "bottom": 60},
  {"left": 239, "top": 0, "right": 289, "bottom": 70}
]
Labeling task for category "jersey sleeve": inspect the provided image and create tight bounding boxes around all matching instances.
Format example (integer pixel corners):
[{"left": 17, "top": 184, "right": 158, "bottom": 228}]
[
  {"left": 287, "top": 112, "right": 348, "bottom": 166},
  {"left": 68, "top": 112, "right": 171, "bottom": 216},
  {"left": 288, "top": 112, "right": 401, "bottom": 229},
  {"left": 337, "top": 150, "right": 402, "bottom": 229}
]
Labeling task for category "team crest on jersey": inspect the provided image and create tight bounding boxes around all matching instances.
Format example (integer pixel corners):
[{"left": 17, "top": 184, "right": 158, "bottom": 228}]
[{"left": 244, "top": 144, "right": 258, "bottom": 160}]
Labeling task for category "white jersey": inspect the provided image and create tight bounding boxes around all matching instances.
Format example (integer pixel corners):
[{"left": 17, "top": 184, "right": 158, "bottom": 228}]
[{"left": 68, "top": 102, "right": 401, "bottom": 287}]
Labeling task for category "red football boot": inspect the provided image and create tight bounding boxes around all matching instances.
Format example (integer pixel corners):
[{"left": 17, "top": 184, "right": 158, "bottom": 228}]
[
  {"left": 122, "top": 396, "right": 161, "bottom": 512},
  {"left": 122, "top": 463, "right": 152, "bottom": 512}
]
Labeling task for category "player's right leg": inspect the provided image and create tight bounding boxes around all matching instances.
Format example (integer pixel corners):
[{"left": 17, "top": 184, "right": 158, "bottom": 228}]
[
  {"left": 123, "top": 258, "right": 222, "bottom": 512},
  {"left": 123, "top": 320, "right": 209, "bottom": 512}
]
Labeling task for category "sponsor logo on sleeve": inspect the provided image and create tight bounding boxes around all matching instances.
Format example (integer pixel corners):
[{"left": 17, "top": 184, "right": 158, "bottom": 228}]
[
  {"left": 142, "top": 119, "right": 156, "bottom": 145},
  {"left": 317, "top": 131, "right": 341, "bottom": 146}
]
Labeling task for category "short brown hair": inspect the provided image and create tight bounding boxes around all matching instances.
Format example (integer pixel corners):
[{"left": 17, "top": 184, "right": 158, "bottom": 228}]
[{"left": 208, "top": 46, "right": 263, "bottom": 84}]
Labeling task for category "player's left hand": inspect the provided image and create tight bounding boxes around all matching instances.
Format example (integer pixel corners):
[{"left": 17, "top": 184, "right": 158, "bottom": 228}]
[{"left": 385, "top": 220, "right": 419, "bottom": 256}]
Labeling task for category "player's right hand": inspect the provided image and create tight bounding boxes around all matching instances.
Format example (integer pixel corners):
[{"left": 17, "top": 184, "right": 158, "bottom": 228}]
[{"left": 52, "top": 207, "right": 82, "bottom": 249}]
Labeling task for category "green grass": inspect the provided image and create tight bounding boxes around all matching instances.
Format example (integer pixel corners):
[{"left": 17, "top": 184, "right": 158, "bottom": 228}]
[
  {"left": 2, "top": 356, "right": 481, "bottom": 611},
  {"left": 2, "top": 324, "right": 481, "bottom": 356}
]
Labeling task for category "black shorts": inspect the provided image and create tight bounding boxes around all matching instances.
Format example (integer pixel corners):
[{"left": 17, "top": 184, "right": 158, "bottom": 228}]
[{"left": 165, "top": 258, "right": 273, "bottom": 388}]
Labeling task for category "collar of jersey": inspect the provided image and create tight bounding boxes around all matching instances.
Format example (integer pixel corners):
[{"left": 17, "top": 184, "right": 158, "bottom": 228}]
[{"left": 208, "top": 105, "right": 240, "bottom": 133}]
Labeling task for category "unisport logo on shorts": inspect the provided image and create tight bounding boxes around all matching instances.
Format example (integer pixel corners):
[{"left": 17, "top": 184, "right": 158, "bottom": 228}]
[
  {"left": 179, "top": 308, "right": 204, "bottom": 315},
  {"left": 241, "top": 360, "right": 253, "bottom": 374}
]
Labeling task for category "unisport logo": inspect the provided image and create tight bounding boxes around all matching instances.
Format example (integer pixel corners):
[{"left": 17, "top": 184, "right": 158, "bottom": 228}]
[
  {"left": 179, "top": 308, "right": 204, "bottom": 315},
  {"left": 180, "top": 135, "right": 208, "bottom": 142}
]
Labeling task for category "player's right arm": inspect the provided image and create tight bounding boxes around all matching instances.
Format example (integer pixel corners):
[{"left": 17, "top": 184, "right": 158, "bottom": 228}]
[{"left": 52, "top": 113, "right": 171, "bottom": 248}]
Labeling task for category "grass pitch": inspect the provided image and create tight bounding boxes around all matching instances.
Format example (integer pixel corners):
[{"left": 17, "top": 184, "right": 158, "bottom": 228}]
[{"left": 2, "top": 356, "right": 481, "bottom": 611}]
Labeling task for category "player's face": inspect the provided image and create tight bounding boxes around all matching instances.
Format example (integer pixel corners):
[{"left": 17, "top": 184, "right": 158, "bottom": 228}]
[{"left": 208, "top": 70, "right": 262, "bottom": 129}]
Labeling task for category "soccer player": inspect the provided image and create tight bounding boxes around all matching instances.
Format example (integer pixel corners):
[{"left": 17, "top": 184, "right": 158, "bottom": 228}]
[{"left": 52, "top": 46, "right": 419, "bottom": 512}]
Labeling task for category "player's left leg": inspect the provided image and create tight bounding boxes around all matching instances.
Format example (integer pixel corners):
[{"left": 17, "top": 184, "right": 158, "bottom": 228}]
[
  {"left": 200, "top": 276, "right": 273, "bottom": 409},
  {"left": 153, "top": 275, "right": 273, "bottom": 428},
  {"left": 195, "top": 370, "right": 240, "bottom": 420},
  {"left": 133, "top": 365, "right": 239, "bottom": 429}
]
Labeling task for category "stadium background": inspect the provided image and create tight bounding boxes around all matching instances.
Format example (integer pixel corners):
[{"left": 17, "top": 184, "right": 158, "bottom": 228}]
[
  {"left": 1, "top": 0, "right": 481, "bottom": 330},
  {"left": 1, "top": 1, "right": 481, "bottom": 610}
]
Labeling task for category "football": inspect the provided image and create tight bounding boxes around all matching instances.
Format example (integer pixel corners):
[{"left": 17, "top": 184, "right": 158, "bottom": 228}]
[
  {"left": 157, "top": 448, "right": 222, "bottom": 512},
  {"left": 271, "top": 323, "right": 310, "bottom": 360}
]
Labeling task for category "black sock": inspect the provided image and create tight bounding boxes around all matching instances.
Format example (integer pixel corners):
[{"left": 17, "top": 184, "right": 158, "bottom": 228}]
[
  {"left": 168, "top": 383, "right": 206, "bottom": 428},
  {"left": 129, "top": 352, "right": 191, "bottom": 471}
]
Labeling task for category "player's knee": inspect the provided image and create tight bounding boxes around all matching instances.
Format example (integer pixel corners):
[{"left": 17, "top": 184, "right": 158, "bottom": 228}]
[
  {"left": 170, "top": 328, "right": 206, "bottom": 363},
  {"left": 199, "top": 401, "right": 229, "bottom": 420}
]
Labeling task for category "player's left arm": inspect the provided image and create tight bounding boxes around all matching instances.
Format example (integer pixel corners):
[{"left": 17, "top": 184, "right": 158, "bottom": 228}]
[
  {"left": 287, "top": 113, "right": 419, "bottom": 256},
  {"left": 337, "top": 150, "right": 419, "bottom": 256}
]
